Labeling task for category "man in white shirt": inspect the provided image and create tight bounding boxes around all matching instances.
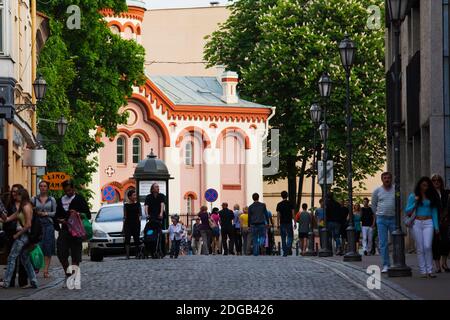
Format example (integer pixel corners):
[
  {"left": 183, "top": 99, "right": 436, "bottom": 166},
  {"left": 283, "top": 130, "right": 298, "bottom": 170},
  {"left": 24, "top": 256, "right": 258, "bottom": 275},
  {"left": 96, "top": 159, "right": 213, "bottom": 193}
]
[{"left": 371, "top": 172, "right": 396, "bottom": 273}]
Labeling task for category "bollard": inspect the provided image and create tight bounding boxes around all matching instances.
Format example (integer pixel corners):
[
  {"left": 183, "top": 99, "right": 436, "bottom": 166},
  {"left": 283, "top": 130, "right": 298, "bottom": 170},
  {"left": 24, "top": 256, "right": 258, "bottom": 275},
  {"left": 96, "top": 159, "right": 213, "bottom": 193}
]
[{"left": 305, "top": 231, "right": 317, "bottom": 256}]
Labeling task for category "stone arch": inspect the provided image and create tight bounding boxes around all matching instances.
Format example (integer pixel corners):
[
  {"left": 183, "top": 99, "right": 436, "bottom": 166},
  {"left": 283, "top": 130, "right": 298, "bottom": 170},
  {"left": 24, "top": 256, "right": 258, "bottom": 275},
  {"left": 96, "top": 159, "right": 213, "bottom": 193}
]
[
  {"left": 175, "top": 126, "right": 211, "bottom": 149},
  {"left": 216, "top": 127, "right": 251, "bottom": 149}
]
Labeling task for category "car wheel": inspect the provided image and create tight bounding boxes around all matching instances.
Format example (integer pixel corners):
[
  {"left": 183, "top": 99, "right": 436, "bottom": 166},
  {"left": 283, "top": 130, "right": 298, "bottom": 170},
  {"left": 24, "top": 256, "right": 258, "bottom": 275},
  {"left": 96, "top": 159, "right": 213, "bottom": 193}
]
[{"left": 90, "top": 249, "right": 104, "bottom": 262}]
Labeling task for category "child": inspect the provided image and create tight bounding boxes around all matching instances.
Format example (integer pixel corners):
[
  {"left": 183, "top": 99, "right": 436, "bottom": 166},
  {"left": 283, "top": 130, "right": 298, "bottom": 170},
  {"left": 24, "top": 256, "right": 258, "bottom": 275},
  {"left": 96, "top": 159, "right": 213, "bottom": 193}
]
[{"left": 163, "top": 215, "right": 183, "bottom": 258}]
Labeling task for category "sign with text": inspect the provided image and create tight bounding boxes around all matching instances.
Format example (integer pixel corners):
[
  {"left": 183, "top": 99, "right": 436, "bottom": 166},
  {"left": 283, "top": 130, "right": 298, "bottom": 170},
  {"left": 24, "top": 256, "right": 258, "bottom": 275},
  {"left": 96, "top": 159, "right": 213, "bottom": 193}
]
[
  {"left": 139, "top": 180, "right": 167, "bottom": 196},
  {"left": 317, "top": 161, "right": 334, "bottom": 185},
  {"left": 42, "top": 172, "right": 71, "bottom": 190}
]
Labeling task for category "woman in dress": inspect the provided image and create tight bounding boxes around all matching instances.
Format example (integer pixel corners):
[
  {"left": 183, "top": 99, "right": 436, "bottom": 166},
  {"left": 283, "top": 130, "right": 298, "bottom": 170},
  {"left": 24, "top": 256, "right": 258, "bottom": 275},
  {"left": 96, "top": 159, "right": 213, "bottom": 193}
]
[
  {"left": 431, "top": 174, "right": 450, "bottom": 272},
  {"left": 32, "top": 181, "right": 56, "bottom": 278}
]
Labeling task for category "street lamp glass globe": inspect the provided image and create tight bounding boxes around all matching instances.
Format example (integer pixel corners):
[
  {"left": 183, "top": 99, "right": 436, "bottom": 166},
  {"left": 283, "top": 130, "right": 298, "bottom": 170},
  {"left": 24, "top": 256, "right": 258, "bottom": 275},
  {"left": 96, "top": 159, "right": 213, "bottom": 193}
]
[
  {"left": 33, "top": 74, "right": 47, "bottom": 101},
  {"left": 319, "top": 123, "right": 329, "bottom": 141},
  {"left": 318, "top": 73, "right": 332, "bottom": 98},
  {"left": 339, "top": 35, "right": 356, "bottom": 71},
  {"left": 387, "top": 0, "right": 409, "bottom": 23},
  {"left": 57, "top": 116, "right": 68, "bottom": 137},
  {"left": 310, "top": 104, "right": 322, "bottom": 124}
]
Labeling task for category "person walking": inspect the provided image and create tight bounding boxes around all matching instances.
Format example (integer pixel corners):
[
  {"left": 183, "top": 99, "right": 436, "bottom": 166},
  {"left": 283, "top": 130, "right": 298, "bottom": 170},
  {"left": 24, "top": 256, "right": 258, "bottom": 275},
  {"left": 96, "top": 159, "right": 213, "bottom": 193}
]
[
  {"left": 233, "top": 204, "right": 243, "bottom": 255},
  {"left": 326, "top": 193, "right": 342, "bottom": 255},
  {"left": 144, "top": 183, "right": 166, "bottom": 256},
  {"left": 32, "top": 181, "right": 56, "bottom": 278},
  {"left": 248, "top": 193, "right": 268, "bottom": 256},
  {"left": 3, "top": 184, "right": 28, "bottom": 287},
  {"left": 405, "top": 177, "right": 440, "bottom": 278},
  {"left": 431, "top": 174, "right": 450, "bottom": 273},
  {"left": 219, "top": 203, "right": 235, "bottom": 255},
  {"left": 123, "top": 190, "right": 142, "bottom": 259},
  {"left": 55, "top": 180, "right": 91, "bottom": 285},
  {"left": 371, "top": 172, "right": 396, "bottom": 273},
  {"left": 0, "top": 188, "right": 38, "bottom": 288},
  {"left": 361, "top": 197, "right": 375, "bottom": 256},
  {"left": 240, "top": 206, "right": 251, "bottom": 255},
  {"left": 297, "top": 203, "right": 312, "bottom": 256},
  {"left": 210, "top": 207, "right": 221, "bottom": 254},
  {"left": 276, "top": 191, "right": 295, "bottom": 257},
  {"left": 197, "top": 206, "right": 211, "bottom": 255},
  {"left": 353, "top": 203, "right": 362, "bottom": 252},
  {"left": 191, "top": 217, "right": 202, "bottom": 255}
]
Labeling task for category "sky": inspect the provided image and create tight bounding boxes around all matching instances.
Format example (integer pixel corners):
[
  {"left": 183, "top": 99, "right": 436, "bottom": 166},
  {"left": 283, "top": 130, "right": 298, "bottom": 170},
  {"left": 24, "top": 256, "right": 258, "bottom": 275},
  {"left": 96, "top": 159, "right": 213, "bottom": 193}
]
[{"left": 148, "top": 0, "right": 233, "bottom": 9}]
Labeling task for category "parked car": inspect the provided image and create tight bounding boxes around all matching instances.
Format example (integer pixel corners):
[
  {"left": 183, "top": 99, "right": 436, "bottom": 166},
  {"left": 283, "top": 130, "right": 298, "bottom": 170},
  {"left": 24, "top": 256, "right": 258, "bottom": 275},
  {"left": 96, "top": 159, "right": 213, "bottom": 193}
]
[{"left": 88, "top": 203, "right": 146, "bottom": 261}]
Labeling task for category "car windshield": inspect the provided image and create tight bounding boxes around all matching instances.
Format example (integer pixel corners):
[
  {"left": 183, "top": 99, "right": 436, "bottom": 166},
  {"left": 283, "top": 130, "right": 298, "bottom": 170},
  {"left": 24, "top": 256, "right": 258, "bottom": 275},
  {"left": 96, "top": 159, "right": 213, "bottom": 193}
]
[{"left": 96, "top": 205, "right": 145, "bottom": 222}]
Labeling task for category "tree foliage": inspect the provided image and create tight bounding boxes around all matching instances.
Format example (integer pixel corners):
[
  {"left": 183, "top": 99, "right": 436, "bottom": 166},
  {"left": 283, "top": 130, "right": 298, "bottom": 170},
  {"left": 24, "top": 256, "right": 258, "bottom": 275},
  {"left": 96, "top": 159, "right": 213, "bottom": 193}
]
[
  {"left": 205, "top": 0, "right": 386, "bottom": 202},
  {"left": 37, "top": 0, "right": 145, "bottom": 201}
]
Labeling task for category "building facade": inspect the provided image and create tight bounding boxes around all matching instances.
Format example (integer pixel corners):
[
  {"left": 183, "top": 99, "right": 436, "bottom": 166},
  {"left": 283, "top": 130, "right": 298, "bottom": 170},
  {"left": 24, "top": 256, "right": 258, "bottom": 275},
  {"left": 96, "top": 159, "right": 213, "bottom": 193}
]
[
  {"left": 385, "top": 0, "right": 450, "bottom": 199},
  {"left": 0, "top": 0, "right": 47, "bottom": 195},
  {"left": 89, "top": 1, "right": 274, "bottom": 212}
]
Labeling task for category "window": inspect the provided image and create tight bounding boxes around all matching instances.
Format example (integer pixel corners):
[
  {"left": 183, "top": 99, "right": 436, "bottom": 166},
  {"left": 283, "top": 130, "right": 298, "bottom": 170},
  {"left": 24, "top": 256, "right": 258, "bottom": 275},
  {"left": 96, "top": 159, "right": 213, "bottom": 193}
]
[
  {"left": 110, "top": 25, "right": 120, "bottom": 35},
  {"left": 117, "top": 137, "right": 125, "bottom": 164},
  {"left": 185, "top": 142, "right": 193, "bottom": 166},
  {"left": 0, "top": 0, "right": 4, "bottom": 54},
  {"left": 132, "top": 137, "right": 141, "bottom": 164},
  {"left": 186, "top": 196, "right": 193, "bottom": 215}
]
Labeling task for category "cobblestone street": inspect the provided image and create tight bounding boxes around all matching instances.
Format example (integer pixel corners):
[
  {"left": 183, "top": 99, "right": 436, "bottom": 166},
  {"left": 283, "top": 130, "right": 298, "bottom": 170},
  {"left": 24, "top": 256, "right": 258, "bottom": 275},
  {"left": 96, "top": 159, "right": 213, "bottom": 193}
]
[{"left": 11, "top": 255, "right": 417, "bottom": 300}]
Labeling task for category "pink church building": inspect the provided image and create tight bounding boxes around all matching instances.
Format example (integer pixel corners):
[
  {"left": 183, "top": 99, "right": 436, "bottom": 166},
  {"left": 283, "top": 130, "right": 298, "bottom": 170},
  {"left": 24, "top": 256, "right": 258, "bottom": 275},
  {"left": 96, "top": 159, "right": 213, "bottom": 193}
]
[{"left": 89, "top": 1, "right": 275, "bottom": 214}]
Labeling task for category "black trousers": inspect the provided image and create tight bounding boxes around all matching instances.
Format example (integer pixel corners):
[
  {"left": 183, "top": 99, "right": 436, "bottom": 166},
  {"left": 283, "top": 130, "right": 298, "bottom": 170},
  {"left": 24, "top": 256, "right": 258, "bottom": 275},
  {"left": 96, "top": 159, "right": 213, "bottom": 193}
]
[
  {"left": 124, "top": 222, "right": 141, "bottom": 247},
  {"left": 170, "top": 240, "right": 181, "bottom": 257},
  {"left": 221, "top": 227, "right": 235, "bottom": 254},
  {"left": 234, "top": 228, "right": 242, "bottom": 253}
]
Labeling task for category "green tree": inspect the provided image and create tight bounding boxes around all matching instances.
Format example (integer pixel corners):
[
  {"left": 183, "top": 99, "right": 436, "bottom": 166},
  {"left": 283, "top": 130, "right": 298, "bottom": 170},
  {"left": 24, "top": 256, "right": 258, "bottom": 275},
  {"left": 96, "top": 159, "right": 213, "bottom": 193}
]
[
  {"left": 37, "top": 0, "right": 145, "bottom": 201},
  {"left": 205, "top": 0, "right": 386, "bottom": 208}
]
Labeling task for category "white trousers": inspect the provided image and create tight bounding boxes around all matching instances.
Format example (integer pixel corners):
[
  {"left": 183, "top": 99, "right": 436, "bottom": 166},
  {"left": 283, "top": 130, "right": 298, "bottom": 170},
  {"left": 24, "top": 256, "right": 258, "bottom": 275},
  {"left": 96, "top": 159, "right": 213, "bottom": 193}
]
[
  {"left": 412, "top": 219, "right": 434, "bottom": 274},
  {"left": 361, "top": 226, "right": 373, "bottom": 253}
]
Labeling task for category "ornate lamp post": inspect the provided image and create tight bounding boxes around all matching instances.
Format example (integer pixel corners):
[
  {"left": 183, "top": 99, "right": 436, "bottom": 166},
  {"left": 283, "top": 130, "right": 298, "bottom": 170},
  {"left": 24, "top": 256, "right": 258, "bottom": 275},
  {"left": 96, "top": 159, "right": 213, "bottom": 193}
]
[
  {"left": 339, "top": 35, "right": 361, "bottom": 262},
  {"left": 305, "top": 103, "right": 322, "bottom": 256},
  {"left": 386, "top": 0, "right": 412, "bottom": 277},
  {"left": 317, "top": 73, "right": 333, "bottom": 257},
  {"left": 15, "top": 74, "right": 47, "bottom": 113}
]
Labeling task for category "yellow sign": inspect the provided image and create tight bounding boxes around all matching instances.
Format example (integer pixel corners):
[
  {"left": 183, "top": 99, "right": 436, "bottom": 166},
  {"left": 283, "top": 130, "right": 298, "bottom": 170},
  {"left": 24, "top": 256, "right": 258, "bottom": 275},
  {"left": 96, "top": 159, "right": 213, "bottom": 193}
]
[{"left": 42, "top": 172, "right": 71, "bottom": 191}]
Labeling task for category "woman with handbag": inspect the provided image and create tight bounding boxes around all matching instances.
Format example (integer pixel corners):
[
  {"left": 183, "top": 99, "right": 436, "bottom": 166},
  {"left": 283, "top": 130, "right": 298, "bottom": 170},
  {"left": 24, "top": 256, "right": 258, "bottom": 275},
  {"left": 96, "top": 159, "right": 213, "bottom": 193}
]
[
  {"left": 32, "top": 181, "right": 56, "bottom": 278},
  {"left": 431, "top": 174, "right": 450, "bottom": 272},
  {"left": 210, "top": 207, "right": 221, "bottom": 255},
  {"left": 405, "top": 177, "right": 440, "bottom": 278}
]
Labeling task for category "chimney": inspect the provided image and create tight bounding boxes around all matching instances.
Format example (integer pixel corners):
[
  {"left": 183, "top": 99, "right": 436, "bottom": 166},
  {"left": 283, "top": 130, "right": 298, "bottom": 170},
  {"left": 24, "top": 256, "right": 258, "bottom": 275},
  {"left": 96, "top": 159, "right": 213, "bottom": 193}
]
[
  {"left": 215, "top": 65, "right": 226, "bottom": 83},
  {"left": 221, "top": 71, "right": 239, "bottom": 104}
]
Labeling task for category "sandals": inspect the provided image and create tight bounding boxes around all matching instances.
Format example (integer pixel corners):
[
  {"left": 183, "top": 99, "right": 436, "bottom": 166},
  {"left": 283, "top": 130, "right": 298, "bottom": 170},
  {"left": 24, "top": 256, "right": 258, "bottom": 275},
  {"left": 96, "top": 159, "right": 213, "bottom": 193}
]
[{"left": 43, "top": 271, "right": 50, "bottom": 279}]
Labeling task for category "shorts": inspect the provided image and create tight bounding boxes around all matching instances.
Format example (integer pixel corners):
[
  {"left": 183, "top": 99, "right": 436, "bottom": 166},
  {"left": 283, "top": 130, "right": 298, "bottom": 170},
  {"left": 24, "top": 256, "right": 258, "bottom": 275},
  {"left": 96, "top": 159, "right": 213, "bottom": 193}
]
[
  {"left": 212, "top": 227, "right": 220, "bottom": 237},
  {"left": 57, "top": 229, "right": 83, "bottom": 265},
  {"left": 298, "top": 232, "right": 309, "bottom": 239}
]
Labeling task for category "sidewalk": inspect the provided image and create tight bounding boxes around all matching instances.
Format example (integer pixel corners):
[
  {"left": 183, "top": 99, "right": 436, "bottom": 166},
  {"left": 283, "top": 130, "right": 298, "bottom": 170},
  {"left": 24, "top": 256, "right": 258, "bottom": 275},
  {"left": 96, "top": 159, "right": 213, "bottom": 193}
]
[{"left": 328, "top": 253, "right": 450, "bottom": 300}]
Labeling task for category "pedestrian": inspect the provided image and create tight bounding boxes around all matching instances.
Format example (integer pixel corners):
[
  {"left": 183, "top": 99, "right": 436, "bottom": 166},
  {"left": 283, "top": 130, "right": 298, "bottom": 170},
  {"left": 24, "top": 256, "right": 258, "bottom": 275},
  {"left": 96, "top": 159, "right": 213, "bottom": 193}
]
[
  {"left": 191, "top": 217, "right": 202, "bottom": 255},
  {"left": 265, "top": 209, "right": 275, "bottom": 255},
  {"left": 210, "top": 207, "right": 221, "bottom": 254},
  {"left": 315, "top": 199, "right": 325, "bottom": 248},
  {"left": 371, "top": 172, "right": 396, "bottom": 273},
  {"left": 197, "top": 206, "right": 211, "bottom": 255},
  {"left": 239, "top": 206, "right": 252, "bottom": 255},
  {"left": 353, "top": 203, "right": 362, "bottom": 252},
  {"left": 233, "top": 204, "right": 243, "bottom": 255},
  {"left": 123, "top": 190, "right": 141, "bottom": 259},
  {"left": 296, "top": 203, "right": 312, "bottom": 256},
  {"left": 0, "top": 188, "right": 38, "bottom": 288},
  {"left": 326, "top": 193, "right": 342, "bottom": 255},
  {"left": 144, "top": 183, "right": 166, "bottom": 256},
  {"left": 339, "top": 200, "right": 349, "bottom": 255},
  {"left": 31, "top": 180, "right": 56, "bottom": 278},
  {"left": 219, "top": 202, "right": 235, "bottom": 255},
  {"left": 431, "top": 174, "right": 450, "bottom": 273},
  {"left": 164, "top": 215, "right": 183, "bottom": 259},
  {"left": 248, "top": 193, "right": 268, "bottom": 256},
  {"left": 179, "top": 222, "right": 188, "bottom": 255},
  {"left": 55, "top": 180, "right": 91, "bottom": 284},
  {"left": 361, "top": 197, "right": 375, "bottom": 256},
  {"left": 405, "top": 177, "right": 440, "bottom": 278},
  {"left": 2, "top": 184, "right": 28, "bottom": 287},
  {"left": 276, "top": 191, "right": 295, "bottom": 257}
]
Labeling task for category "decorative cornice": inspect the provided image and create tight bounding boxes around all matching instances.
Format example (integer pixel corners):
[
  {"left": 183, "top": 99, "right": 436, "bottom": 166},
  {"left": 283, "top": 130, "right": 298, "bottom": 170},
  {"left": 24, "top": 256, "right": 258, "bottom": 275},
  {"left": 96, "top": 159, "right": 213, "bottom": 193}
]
[{"left": 100, "top": 6, "right": 145, "bottom": 22}]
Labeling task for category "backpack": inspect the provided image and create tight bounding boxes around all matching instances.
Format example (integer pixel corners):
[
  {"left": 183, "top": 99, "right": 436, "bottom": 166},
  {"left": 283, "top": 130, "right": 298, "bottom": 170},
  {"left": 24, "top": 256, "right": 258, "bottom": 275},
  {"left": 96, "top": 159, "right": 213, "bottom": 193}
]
[{"left": 28, "top": 212, "right": 43, "bottom": 245}]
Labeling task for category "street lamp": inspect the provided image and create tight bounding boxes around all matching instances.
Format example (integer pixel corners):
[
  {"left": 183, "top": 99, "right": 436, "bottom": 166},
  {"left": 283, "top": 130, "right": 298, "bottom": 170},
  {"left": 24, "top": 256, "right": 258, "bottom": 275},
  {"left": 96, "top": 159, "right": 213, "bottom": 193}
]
[
  {"left": 317, "top": 73, "right": 333, "bottom": 257},
  {"left": 15, "top": 74, "right": 47, "bottom": 113},
  {"left": 56, "top": 117, "right": 68, "bottom": 137},
  {"left": 386, "top": 0, "right": 412, "bottom": 277},
  {"left": 339, "top": 34, "right": 361, "bottom": 262},
  {"left": 305, "top": 104, "right": 322, "bottom": 256}
]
